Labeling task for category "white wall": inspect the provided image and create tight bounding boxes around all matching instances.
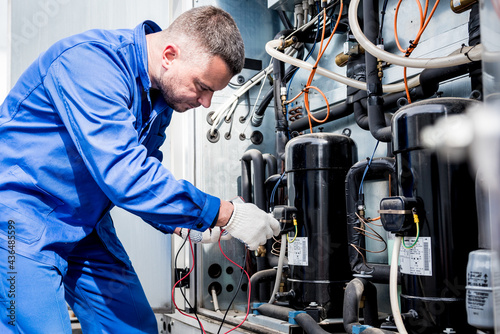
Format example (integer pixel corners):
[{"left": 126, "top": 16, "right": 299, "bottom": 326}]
[{"left": 0, "top": 0, "right": 9, "bottom": 101}]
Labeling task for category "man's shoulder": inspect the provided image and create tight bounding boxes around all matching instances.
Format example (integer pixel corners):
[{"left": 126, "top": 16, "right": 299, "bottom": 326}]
[{"left": 51, "top": 28, "right": 136, "bottom": 56}]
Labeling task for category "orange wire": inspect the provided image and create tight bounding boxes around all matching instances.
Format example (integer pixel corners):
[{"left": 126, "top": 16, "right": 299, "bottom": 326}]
[
  {"left": 403, "top": 67, "right": 412, "bottom": 103},
  {"left": 304, "top": 85, "right": 331, "bottom": 132},
  {"left": 394, "top": 0, "right": 424, "bottom": 53},
  {"left": 302, "top": 1, "right": 343, "bottom": 133},
  {"left": 393, "top": 0, "right": 440, "bottom": 102}
]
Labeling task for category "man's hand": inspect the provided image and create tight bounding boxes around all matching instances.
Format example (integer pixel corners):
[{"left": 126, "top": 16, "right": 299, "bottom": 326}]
[
  {"left": 178, "top": 227, "right": 232, "bottom": 243},
  {"left": 223, "top": 202, "right": 280, "bottom": 250}
]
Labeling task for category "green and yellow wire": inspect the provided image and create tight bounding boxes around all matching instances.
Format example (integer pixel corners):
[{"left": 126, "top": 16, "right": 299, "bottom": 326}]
[
  {"left": 287, "top": 215, "right": 298, "bottom": 244},
  {"left": 402, "top": 208, "right": 420, "bottom": 249}
]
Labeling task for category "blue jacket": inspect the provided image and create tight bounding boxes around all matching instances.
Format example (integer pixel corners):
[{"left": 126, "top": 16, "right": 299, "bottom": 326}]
[{"left": 0, "top": 21, "right": 220, "bottom": 272}]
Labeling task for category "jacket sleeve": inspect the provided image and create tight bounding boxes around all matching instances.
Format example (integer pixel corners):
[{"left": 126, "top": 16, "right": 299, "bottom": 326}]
[{"left": 42, "top": 42, "right": 219, "bottom": 232}]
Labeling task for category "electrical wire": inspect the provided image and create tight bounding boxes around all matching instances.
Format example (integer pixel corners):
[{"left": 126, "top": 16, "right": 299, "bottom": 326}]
[
  {"left": 172, "top": 233, "right": 206, "bottom": 334},
  {"left": 354, "top": 212, "right": 388, "bottom": 254},
  {"left": 359, "top": 141, "right": 380, "bottom": 195},
  {"left": 270, "top": 171, "right": 286, "bottom": 210},
  {"left": 350, "top": 243, "right": 372, "bottom": 269},
  {"left": 378, "top": 0, "right": 390, "bottom": 43},
  {"left": 271, "top": 235, "right": 282, "bottom": 256},
  {"left": 287, "top": 215, "right": 299, "bottom": 244},
  {"left": 217, "top": 240, "right": 251, "bottom": 334},
  {"left": 402, "top": 208, "right": 420, "bottom": 249},
  {"left": 394, "top": 0, "right": 441, "bottom": 102},
  {"left": 216, "top": 244, "right": 249, "bottom": 334}
]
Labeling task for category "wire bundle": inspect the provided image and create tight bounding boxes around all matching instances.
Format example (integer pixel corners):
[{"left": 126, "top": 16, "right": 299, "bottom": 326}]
[{"left": 172, "top": 233, "right": 251, "bottom": 334}]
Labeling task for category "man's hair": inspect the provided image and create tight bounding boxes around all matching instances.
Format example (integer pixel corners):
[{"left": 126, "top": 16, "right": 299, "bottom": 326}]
[{"left": 164, "top": 6, "right": 245, "bottom": 76}]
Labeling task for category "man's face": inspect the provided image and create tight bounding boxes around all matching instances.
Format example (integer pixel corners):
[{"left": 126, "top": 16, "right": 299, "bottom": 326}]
[{"left": 158, "top": 55, "right": 233, "bottom": 112}]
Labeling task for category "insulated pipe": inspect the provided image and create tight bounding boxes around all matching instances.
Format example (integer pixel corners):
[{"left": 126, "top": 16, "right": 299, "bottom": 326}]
[
  {"left": 343, "top": 278, "right": 381, "bottom": 333},
  {"left": 468, "top": 4, "right": 482, "bottom": 94},
  {"left": 263, "top": 154, "right": 277, "bottom": 178},
  {"left": 256, "top": 303, "right": 294, "bottom": 322},
  {"left": 295, "top": 313, "right": 331, "bottom": 334},
  {"left": 390, "top": 237, "right": 408, "bottom": 334},
  {"left": 418, "top": 63, "right": 471, "bottom": 97},
  {"left": 345, "top": 158, "right": 397, "bottom": 282},
  {"left": 362, "top": 0, "right": 391, "bottom": 142},
  {"left": 268, "top": 234, "right": 287, "bottom": 304},
  {"left": 250, "top": 268, "right": 277, "bottom": 303},
  {"left": 296, "top": 312, "right": 396, "bottom": 334},
  {"left": 347, "top": 53, "right": 369, "bottom": 130},
  {"left": 241, "top": 149, "right": 266, "bottom": 210},
  {"left": 348, "top": 0, "right": 482, "bottom": 68},
  {"left": 266, "top": 39, "right": 421, "bottom": 93},
  {"left": 354, "top": 100, "right": 370, "bottom": 130},
  {"left": 271, "top": 30, "right": 295, "bottom": 169}
]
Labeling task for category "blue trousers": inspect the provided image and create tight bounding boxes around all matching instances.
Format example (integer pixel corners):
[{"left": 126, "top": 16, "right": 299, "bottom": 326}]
[{"left": 0, "top": 231, "right": 158, "bottom": 333}]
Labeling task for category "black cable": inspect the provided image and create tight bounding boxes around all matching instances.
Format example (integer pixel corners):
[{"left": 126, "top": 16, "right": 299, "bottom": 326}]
[
  {"left": 174, "top": 231, "right": 204, "bottom": 334},
  {"left": 278, "top": 10, "right": 293, "bottom": 30},
  {"left": 216, "top": 249, "right": 249, "bottom": 334},
  {"left": 379, "top": 0, "right": 390, "bottom": 44}
]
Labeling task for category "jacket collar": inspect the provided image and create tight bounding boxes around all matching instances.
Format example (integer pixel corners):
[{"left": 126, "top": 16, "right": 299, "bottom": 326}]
[{"left": 134, "top": 20, "right": 162, "bottom": 93}]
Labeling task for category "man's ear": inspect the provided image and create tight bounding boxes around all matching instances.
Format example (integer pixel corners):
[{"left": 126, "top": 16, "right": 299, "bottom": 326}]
[{"left": 161, "top": 43, "right": 180, "bottom": 69}]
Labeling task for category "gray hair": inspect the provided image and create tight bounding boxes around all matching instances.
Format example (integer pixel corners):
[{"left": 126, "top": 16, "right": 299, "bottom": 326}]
[{"left": 164, "top": 6, "right": 245, "bottom": 76}]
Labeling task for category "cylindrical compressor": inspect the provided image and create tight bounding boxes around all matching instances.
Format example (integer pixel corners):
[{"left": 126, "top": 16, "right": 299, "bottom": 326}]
[
  {"left": 285, "top": 133, "right": 357, "bottom": 318},
  {"left": 391, "top": 98, "right": 479, "bottom": 333}
]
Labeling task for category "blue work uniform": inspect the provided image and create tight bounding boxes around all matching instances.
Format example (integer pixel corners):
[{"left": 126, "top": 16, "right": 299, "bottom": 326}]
[{"left": 0, "top": 21, "right": 220, "bottom": 333}]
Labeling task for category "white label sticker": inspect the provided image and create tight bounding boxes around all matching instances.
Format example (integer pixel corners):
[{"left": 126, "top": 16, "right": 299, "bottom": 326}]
[
  {"left": 399, "top": 236, "right": 432, "bottom": 276},
  {"left": 288, "top": 237, "right": 308, "bottom": 266}
]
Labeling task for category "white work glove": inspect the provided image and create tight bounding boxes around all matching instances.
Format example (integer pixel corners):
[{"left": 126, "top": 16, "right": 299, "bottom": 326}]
[
  {"left": 179, "top": 227, "right": 232, "bottom": 243},
  {"left": 223, "top": 202, "right": 280, "bottom": 250}
]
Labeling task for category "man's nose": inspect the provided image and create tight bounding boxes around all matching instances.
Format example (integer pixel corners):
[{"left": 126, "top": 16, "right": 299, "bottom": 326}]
[{"left": 198, "top": 91, "right": 214, "bottom": 108}]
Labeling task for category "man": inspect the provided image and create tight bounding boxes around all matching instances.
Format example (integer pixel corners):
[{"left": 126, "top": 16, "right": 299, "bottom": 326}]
[{"left": 0, "top": 5, "right": 280, "bottom": 334}]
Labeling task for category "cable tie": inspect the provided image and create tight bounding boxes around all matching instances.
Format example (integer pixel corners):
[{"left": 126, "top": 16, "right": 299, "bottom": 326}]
[
  {"left": 463, "top": 44, "right": 476, "bottom": 62},
  {"left": 460, "top": 43, "right": 466, "bottom": 53},
  {"left": 464, "top": 50, "right": 473, "bottom": 62}
]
